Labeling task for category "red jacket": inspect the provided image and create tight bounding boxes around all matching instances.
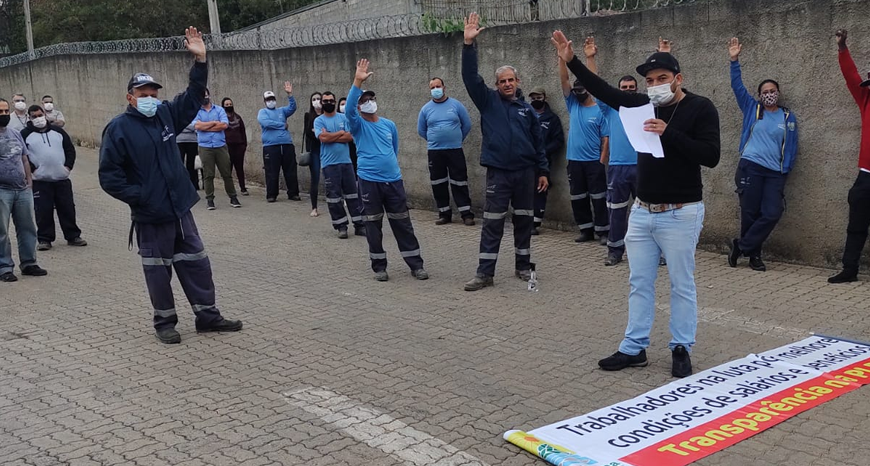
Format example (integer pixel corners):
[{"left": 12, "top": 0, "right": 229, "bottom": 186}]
[{"left": 839, "top": 48, "right": 870, "bottom": 171}]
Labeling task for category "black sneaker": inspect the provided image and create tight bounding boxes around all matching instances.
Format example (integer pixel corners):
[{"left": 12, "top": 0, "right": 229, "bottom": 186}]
[
  {"left": 207, "top": 199, "right": 216, "bottom": 210},
  {"left": 21, "top": 265, "right": 47, "bottom": 276},
  {"left": 67, "top": 237, "right": 87, "bottom": 247},
  {"left": 196, "top": 317, "right": 243, "bottom": 333},
  {"left": 289, "top": 195, "right": 302, "bottom": 201},
  {"left": 374, "top": 270, "right": 389, "bottom": 282},
  {"left": 240, "top": 189, "right": 249, "bottom": 196},
  {"left": 229, "top": 196, "right": 242, "bottom": 208},
  {"left": 531, "top": 227, "right": 540, "bottom": 236},
  {"left": 749, "top": 256, "right": 766, "bottom": 272},
  {"left": 156, "top": 328, "right": 181, "bottom": 344},
  {"left": 435, "top": 217, "right": 452, "bottom": 225},
  {"left": 829, "top": 269, "right": 858, "bottom": 284},
  {"left": 354, "top": 226, "right": 366, "bottom": 236},
  {"left": 462, "top": 217, "right": 475, "bottom": 226},
  {"left": 598, "top": 350, "right": 648, "bottom": 371},
  {"left": 37, "top": 242, "right": 52, "bottom": 251},
  {"left": 338, "top": 228, "right": 349, "bottom": 239},
  {"left": 598, "top": 235, "right": 608, "bottom": 246},
  {"left": 672, "top": 345, "right": 692, "bottom": 378},
  {"left": 0, "top": 272, "right": 18, "bottom": 282},
  {"left": 266, "top": 197, "right": 277, "bottom": 203},
  {"left": 728, "top": 238, "right": 741, "bottom": 267},
  {"left": 515, "top": 269, "right": 531, "bottom": 281},
  {"left": 604, "top": 253, "right": 622, "bottom": 266},
  {"left": 574, "top": 231, "right": 594, "bottom": 243}
]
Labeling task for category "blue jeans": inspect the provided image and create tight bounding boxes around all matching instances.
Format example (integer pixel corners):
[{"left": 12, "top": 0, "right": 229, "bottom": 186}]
[
  {"left": 735, "top": 159, "right": 787, "bottom": 257},
  {"left": 619, "top": 202, "right": 705, "bottom": 355},
  {"left": 0, "top": 187, "right": 38, "bottom": 274}
]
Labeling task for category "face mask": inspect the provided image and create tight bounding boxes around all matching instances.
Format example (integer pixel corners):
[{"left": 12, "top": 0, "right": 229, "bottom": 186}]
[
  {"left": 430, "top": 88, "right": 444, "bottom": 100},
  {"left": 0, "top": 115, "right": 9, "bottom": 128},
  {"left": 572, "top": 90, "right": 588, "bottom": 101},
  {"left": 312, "top": 99, "right": 322, "bottom": 110},
  {"left": 359, "top": 100, "right": 378, "bottom": 114},
  {"left": 32, "top": 116, "right": 47, "bottom": 129},
  {"left": 761, "top": 91, "right": 779, "bottom": 107},
  {"left": 14, "top": 101, "right": 26, "bottom": 111},
  {"left": 224, "top": 106, "right": 234, "bottom": 114},
  {"left": 43, "top": 103, "right": 54, "bottom": 111},
  {"left": 647, "top": 82, "right": 676, "bottom": 107},
  {"left": 322, "top": 102, "right": 336, "bottom": 113},
  {"left": 530, "top": 100, "right": 545, "bottom": 110},
  {"left": 339, "top": 104, "right": 346, "bottom": 113},
  {"left": 135, "top": 96, "right": 159, "bottom": 117},
  {"left": 203, "top": 97, "right": 211, "bottom": 105},
  {"left": 266, "top": 101, "right": 277, "bottom": 109}
]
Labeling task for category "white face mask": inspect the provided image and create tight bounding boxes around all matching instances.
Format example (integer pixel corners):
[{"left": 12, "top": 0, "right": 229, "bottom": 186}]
[
  {"left": 312, "top": 98, "right": 322, "bottom": 110},
  {"left": 647, "top": 81, "right": 676, "bottom": 107},
  {"left": 43, "top": 103, "right": 54, "bottom": 111},
  {"left": 359, "top": 100, "right": 378, "bottom": 114},
  {"left": 14, "top": 101, "right": 26, "bottom": 111},
  {"left": 32, "top": 116, "right": 47, "bottom": 129},
  {"left": 266, "top": 100, "right": 277, "bottom": 109},
  {"left": 339, "top": 104, "right": 346, "bottom": 113}
]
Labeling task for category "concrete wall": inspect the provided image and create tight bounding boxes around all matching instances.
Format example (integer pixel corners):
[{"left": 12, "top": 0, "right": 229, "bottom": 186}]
[
  {"left": 1, "top": 0, "right": 869, "bottom": 268},
  {"left": 253, "top": 0, "right": 418, "bottom": 30}
]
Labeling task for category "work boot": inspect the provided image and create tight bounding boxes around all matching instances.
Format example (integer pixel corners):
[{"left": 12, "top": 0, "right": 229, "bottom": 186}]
[
  {"left": 0, "top": 272, "right": 18, "bottom": 282},
  {"left": 828, "top": 269, "right": 858, "bottom": 284},
  {"left": 374, "top": 270, "right": 389, "bottom": 282},
  {"left": 207, "top": 199, "right": 216, "bottom": 210},
  {"left": 574, "top": 231, "right": 594, "bottom": 243},
  {"left": 21, "top": 265, "right": 47, "bottom": 276},
  {"left": 37, "top": 242, "right": 52, "bottom": 251},
  {"left": 289, "top": 195, "right": 302, "bottom": 201},
  {"left": 598, "top": 235, "right": 608, "bottom": 246},
  {"left": 354, "top": 225, "right": 366, "bottom": 236},
  {"left": 462, "top": 217, "right": 476, "bottom": 226},
  {"left": 412, "top": 269, "right": 429, "bottom": 280},
  {"left": 515, "top": 269, "right": 531, "bottom": 281},
  {"left": 67, "top": 237, "right": 87, "bottom": 247},
  {"left": 338, "top": 227, "right": 349, "bottom": 239},
  {"left": 531, "top": 227, "right": 540, "bottom": 236},
  {"left": 266, "top": 197, "right": 277, "bottom": 203},
  {"left": 156, "top": 328, "right": 181, "bottom": 344},
  {"left": 435, "top": 217, "right": 452, "bottom": 225},
  {"left": 464, "top": 274, "right": 493, "bottom": 291},
  {"left": 671, "top": 345, "right": 693, "bottom": 378},
  {"left": 230, "top": 196, "right": 242, "bottom": 208},
  {"left": 598, "top": 350, "right": 648, "bottom": 371},
  {"left": 195, "top": 317, "right": 243, "bottom": 333},
  {"left": 749, "top": 256, "right": 766, "bottom": 272},
  {"left": 604, "top": 253, "right": 622, "bottom": 266},
  {"left": 728, "top": 238, "right": 741, "bottom": 267}
]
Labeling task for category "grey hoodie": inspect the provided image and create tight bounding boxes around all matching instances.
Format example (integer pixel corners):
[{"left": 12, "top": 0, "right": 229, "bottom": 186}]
[{"left": 20, "top": 124, "right": 76, "bottom": 182}]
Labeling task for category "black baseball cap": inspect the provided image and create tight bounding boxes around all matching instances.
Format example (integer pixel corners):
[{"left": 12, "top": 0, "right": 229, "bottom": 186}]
[
  {"left": 361, "top": 90, "right": 376, "bottom": 99},
  {"left": 636, "top": 52, "right": 681, "bottom": 77},
  {"left": 127, "top": 73, "right": 163, "bottom": 92}
]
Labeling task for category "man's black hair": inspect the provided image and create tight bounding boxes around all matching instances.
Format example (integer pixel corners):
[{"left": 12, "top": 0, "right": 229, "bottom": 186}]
[
  {"left": 618, "top": 75, "right": 637, "bottom": 86},
  {"left": 27, "top": 104, "right": 43, "bottom": 115},
  {"left": 430, "top": 77, "right": 445, "bottom": 86},
  {"left": 322, "top": 91, "right": 336, "bottom": 99}
]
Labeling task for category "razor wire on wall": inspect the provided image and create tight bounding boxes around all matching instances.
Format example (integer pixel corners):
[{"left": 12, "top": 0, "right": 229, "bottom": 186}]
[{"left": 0, "top": 0, "right": 700, "bottom": 68}]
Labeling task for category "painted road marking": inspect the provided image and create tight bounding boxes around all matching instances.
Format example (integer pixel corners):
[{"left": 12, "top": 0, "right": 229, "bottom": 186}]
[{"left": 284, "top": 387, "right": 490, "bottom": 466}]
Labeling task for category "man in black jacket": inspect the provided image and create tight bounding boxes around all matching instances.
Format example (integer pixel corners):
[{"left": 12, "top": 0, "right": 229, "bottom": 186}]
[
  {"left": 99, "top": 27, "right": 242, "bottom": 344},
  {"left": 553, "top": 31, "right": 720, "bottom": 378},
  {"left": 462, "top": 13, "right": 550, "bottom": 292},
  {"left": 527, "top": 87, "right": 565, "bottom": 235}
]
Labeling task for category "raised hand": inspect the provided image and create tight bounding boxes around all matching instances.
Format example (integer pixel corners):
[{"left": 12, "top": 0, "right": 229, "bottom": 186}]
[
  {"left": 184, "top": 26, "right": 206, "bottom": 62},
  {"left": 355, "top": 59, "right": 373, "bottom": 84},
  {"left": 836, "top": 29, "right": 848, "bottom": 50},
  {"left": 657, "top": 37, "right": 674, "bottom": 53},
  {"left": 464, "top": 13, "right": 485, "bottom": 45},
  {"left": 551, "top": 30, "right": 575, "bottom": 63},
  {"left": 583, "top": 36, "right": 598, "bottom": 58},
  {"left": 284, "top": 81, "right": 293, "bottom": 95},
  {"left": 728, "top": 37, "right": 742, "bottom": 61}
]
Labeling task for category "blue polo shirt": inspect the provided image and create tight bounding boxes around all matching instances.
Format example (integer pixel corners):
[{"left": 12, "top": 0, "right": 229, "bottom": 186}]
[
  {"left": 741, "top": 108, "right": 786, "bottom": 172},
  {"left": 194, "top": 105, "right": 229, "bottom": 148},
  {"left": 314, "top": 113, "right": 352, "bottom": 168},
  {"left": 598, "top": 102, "right": 637, "bottom": 166},
  {"left": 346, "top": 85, "right": 402, "bottom": 183},
  {"left": 417, "top": 97, "right": 472, "bottom": 150},
  {"left": 565, "top": 94, "right": 606, "bottom": 162}
]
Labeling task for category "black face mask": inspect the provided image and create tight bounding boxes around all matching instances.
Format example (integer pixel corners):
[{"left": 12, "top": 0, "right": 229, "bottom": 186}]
[
  {"left": 573, "top": 90, "right": 589, "bottom": 101},
  {"left": 530, "top": 100, "right": 545, "bottom": 110},
  {"left": 224, "top": 106, "right": 234, "bottom": 114},
  {"left": 203, "top": 97, "right": 210, "bottom": 105},
  {"left": 322, "top": 102, "right": 336, "bottom": 113},
  {"left": 0, "top": 115, "right": 9, "bottom": 128}
]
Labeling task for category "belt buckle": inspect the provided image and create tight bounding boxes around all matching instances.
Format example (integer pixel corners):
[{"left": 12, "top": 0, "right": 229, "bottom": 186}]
[{"left": 650, "top": 203, "right": 665, "bottom": 213}]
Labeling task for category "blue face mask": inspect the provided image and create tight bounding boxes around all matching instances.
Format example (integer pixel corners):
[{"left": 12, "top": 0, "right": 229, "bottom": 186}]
[
  {"left": 430, "top": 88, "right": 444, "bottom": 100},
  {"left": 135, "top": 96, "right": 159, "bottom": 117}
]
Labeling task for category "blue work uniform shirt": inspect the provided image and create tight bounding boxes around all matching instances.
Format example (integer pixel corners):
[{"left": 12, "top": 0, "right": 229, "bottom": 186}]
[{"left": 194, "top": 105, "right": 229, "bottom": 148}]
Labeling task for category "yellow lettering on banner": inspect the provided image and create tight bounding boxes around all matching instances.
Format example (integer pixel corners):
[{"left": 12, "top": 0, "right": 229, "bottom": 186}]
[
  {"left": 746, "top": 412, "right": 772, "bottom": 422},
  {"left": 678, "top": 441, "right": 701, "bottom": 452},
  {"left": 704, "top": 429, "right": 734, "bottom": 441},
  {"left": 844, "top": 368, "right": 869, "bottom": 378},
  {"left": 824, "top": 380, "right": 851, "bottom": 389},
  {"left": 760, "top": 401, "right": 793, "bottom": 412},
  {"left": 690, "top": 436, "right": 717, "bottom": 447},
  {"left": 732, "top": 419, "right": 760, "bottom": 431},
  {"left": 657, "top": 444, "right": 690, "bottom": 456}
]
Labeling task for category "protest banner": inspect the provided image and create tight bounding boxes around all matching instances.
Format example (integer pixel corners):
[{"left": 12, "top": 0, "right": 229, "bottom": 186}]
[{"left": 505, "top": 335, "right": 870, "bottom": 466}]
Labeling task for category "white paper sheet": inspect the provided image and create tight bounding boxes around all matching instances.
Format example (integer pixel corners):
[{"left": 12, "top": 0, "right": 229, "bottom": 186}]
[{"left": 619, "top": 103, "right": 665, "bottom": 158}]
